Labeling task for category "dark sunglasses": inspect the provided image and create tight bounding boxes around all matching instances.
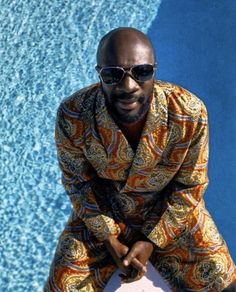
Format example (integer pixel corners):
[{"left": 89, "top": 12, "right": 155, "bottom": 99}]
[{"left": 96, "top": 63, "right": 157, "bottom": 85}]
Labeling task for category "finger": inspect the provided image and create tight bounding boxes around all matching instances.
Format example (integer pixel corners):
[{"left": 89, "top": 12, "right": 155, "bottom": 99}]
[
  {"left": 119, "top": 273, "right": 133, "bottom": 283},
  {"left": 123, "top": 249, "right": 136, "bottom": 267},
  {"left": 131, "top": 258, "right": 147, "bottom": 273},
  {"left": 116, "top": 260, "right": 130, "bottom": 275},
  {"left": 119, "top": 273, "right": 128, "bottom": 280},
  {"left": 119, "top": 267, "right": 138, "bottom": 281},
  {"left": 121, "top": 271, "right": 144, "bottom": 284},
  {"left": 123, "top": 254, "right": 144, "bottom": 271},
  {"left": 120, "top": 266, "right": 145, "bottom": 283},
  {"left": 108, "top": 249, "right": 130, "bottom": 274}
]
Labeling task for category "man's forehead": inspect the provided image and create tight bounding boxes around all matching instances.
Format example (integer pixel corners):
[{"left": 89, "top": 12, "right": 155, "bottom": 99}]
[
  {"left": 107, "top": 46, "right": 153, "bottom": 66},
  {"left": 98, "top": 38, "right": 154, "bottom": 66}
]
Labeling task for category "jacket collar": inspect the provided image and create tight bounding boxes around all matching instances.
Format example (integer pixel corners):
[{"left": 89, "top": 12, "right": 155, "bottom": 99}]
[{"left": 94, "top": 82, "right": 169, "bottom": 186}]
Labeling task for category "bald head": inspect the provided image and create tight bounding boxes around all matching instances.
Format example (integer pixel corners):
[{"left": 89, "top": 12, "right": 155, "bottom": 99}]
[{"left": 96, "top": 27, "right": 155, "bottom": 66}]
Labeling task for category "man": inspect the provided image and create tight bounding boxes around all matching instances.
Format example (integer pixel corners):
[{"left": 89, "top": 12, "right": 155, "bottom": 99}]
[{"left": 45, "top": 27, "right": 236, "bottom": 291}]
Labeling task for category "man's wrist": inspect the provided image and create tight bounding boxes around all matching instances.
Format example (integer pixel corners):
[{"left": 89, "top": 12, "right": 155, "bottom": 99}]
[
  {"left": 104, "top": 234, "right": 117, "bottom": 245},
  {"left": 137, "top": 232, "right": 155, "bottom": 246}
]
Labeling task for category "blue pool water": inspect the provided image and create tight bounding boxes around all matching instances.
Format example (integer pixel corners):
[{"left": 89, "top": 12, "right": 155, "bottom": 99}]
[{"left": 0, "top": 1, "right": 161, "bottom": 290}]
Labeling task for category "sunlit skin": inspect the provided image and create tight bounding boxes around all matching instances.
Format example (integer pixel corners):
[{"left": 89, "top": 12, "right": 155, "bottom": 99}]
[
  {"left": 96, "top": 28, "right": 156, "bottom": 283},
  {"left": 97, "top": 29, "right": 155, "bottom": 124}
]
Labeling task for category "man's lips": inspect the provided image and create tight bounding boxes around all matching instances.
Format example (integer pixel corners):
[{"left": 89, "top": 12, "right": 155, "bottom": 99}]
[{"left": 116, "top": 99, "right": 139, "bottom": 110}]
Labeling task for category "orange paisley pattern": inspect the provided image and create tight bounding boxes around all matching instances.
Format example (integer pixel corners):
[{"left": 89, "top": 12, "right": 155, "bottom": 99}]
[{"left": 44, "top": 81, "right": 236, "bottom": 291}]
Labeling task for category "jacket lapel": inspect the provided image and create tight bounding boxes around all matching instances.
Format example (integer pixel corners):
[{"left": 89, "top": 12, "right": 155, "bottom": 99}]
[
  {"left": 93, "top": 87, "right": 135, "bottom": 180},
  {"left": 122, "top": 83, "right": 169, "bottom": 192},
  {"left": 89, "top": 83, "right": 169, "bottom": 188}
]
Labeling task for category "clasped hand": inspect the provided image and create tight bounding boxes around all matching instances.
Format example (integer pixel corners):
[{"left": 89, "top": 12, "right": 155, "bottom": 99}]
[{"left": 104, "top": 235, "right": 154, "bottom": 283}]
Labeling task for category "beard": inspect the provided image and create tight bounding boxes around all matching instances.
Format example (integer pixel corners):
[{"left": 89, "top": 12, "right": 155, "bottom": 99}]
[{"left": 106, "top": 95, "right": 151, "bottom": 124}]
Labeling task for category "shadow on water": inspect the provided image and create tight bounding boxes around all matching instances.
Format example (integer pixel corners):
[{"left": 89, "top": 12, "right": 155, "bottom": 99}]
[{"left": 147, "top": 0, "right": 236, "bottom": 263}]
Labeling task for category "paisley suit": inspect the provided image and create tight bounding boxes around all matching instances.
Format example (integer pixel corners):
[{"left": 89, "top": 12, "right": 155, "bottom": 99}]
[{"left": 45, "top": 81, "right": 236, "bottom": 291}]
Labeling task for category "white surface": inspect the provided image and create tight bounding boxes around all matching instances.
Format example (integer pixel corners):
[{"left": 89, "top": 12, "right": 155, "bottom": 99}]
[{"left": 104, "top": 262, "right": 171, "bottom": 291}]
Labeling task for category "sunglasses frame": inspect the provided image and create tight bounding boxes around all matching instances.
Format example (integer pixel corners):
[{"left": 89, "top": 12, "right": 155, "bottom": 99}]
[{"left": 95, "top": 63, "right": 157, "bottom": 85}]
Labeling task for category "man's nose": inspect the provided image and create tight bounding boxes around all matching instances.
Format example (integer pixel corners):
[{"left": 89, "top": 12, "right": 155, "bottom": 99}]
[{"left": 120, "top": 74, "right": 139, "bottom": 93}]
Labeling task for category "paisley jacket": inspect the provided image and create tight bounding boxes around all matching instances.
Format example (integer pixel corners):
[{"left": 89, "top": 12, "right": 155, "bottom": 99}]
[{"left": 55, "top": 80, "right": 209, "bottom": 249}]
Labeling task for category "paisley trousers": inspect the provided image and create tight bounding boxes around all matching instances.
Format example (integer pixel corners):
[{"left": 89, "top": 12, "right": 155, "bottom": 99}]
[{"left": 44, "top": 201, "right": 236, "bottom": 292}]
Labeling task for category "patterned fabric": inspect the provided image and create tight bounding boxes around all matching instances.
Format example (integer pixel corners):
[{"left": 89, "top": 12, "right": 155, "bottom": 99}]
[{"left": 45, "top": 81, "right": 236, "bottom": 291}]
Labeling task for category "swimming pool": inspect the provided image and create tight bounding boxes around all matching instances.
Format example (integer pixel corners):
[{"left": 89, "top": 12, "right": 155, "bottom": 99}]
[{"left": 0, "top": 1, "right": 161, "bottom": 290}]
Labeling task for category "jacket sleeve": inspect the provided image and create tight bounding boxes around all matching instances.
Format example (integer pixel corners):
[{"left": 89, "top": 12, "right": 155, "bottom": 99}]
[
  {"left": 55, "top": 102, "right": 121, "bottom": 241},
  {"left": 141, "top": 102, "right": 209, "bottom": 248}
]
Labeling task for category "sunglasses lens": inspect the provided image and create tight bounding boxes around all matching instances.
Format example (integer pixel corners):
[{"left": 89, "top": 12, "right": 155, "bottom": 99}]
[
  {"left": 132, "top": 64, "right": 154, "bottom": 82},
  {"left": 100, "top": 67, "right": 124, "bottom": 84}
]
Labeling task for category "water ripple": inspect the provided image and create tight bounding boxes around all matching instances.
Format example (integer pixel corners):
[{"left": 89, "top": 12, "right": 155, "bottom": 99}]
[{"left": 0, "top": 0, "right": 161, "bottom": 290}]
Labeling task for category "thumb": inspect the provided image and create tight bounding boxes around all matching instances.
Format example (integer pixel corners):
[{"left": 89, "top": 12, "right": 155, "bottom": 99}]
[
  {"left": 123, "top": 251, "right": 134, "bottom": 266},
  {"left": 123, "top": 256, "right": 147, "bottom": 273}
]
